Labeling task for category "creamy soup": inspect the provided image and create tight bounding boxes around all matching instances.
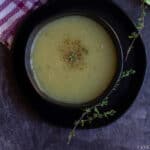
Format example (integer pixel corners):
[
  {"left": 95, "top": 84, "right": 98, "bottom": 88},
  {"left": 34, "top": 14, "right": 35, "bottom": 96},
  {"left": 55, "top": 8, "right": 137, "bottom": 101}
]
[{"left": 30, "top": 15, "right": 117, "bottom": 105}]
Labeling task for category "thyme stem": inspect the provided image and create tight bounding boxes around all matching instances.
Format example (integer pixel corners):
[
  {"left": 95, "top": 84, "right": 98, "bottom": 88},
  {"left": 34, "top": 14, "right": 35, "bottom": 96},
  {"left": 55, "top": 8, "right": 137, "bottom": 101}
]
[
  {"left": 125, "top": 0, "right": 146, "bottom": 61},
  {"left": 67, "top": 111, "right": 87, "bottom": 144}
]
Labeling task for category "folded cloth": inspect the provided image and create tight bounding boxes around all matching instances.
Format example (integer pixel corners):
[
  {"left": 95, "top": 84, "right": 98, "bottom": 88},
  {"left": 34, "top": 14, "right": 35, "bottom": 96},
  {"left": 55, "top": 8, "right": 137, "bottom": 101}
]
[{"left": 0, "top": 0, "right": 46, "bottom": 49}]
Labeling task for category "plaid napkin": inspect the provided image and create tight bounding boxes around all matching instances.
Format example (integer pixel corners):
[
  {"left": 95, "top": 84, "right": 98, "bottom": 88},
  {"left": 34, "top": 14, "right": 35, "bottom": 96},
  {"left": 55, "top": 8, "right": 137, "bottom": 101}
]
[{"left": 0, "top": 0, "right": 46, "bottom": 49}]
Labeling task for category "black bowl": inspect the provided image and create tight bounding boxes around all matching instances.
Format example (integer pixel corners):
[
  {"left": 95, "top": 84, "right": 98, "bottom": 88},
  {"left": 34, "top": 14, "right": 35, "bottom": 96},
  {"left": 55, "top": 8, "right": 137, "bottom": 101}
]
[
  {"left": 12, "top": 0, "right": 146, "bottom": 127},
  {"left": 25, "top": 12, "right": 123, "bottom": 108}
]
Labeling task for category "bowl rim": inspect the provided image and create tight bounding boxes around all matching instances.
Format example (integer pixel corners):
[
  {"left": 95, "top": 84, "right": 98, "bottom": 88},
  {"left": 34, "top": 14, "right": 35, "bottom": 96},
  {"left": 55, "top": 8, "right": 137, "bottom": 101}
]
[{"left": 25, "top": 11, "right": 124, "bottom": 108}]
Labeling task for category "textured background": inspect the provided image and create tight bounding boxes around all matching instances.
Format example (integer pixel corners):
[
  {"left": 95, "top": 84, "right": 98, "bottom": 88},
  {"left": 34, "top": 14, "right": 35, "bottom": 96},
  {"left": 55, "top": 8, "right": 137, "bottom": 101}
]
[{"left": 0, "top": 0, "right": 150, "bottom": 150}]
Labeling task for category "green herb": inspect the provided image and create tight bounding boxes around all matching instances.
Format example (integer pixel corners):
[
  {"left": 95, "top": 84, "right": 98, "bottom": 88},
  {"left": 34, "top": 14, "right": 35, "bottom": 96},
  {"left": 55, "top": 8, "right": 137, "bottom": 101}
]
[
  {"left": 144, "top": 0, "right": 150, "bottom": 5},
  {"left": 112, "top": 69, "right": 136, "bottom": 91},
  {"left": 121, "top": 69, "right": 136, "bottom": 79},
  {"left": 67, "top": 51, "right": 78, "bottom": 63},
  {"left": 128, "top": 32, "right": 139, "bottom": 39},
  {"left": 103, "top": 109, "right": 117, "bottom": 118},
  {"left": 97, "top": 97, "right": 109, "bottom": 107}
]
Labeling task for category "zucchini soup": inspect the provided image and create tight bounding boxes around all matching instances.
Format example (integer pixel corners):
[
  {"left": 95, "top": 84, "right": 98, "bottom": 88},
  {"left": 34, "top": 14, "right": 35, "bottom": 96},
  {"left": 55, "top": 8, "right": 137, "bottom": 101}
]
[{"left": 30, "top": 15, "right": 118, "bottom": 105}]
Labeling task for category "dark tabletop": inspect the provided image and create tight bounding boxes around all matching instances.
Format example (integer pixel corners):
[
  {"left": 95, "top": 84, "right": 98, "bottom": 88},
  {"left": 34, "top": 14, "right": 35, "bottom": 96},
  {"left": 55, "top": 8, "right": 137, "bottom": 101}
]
[{"left": 0, "top": 0, "right": 150, "bottom": 150}]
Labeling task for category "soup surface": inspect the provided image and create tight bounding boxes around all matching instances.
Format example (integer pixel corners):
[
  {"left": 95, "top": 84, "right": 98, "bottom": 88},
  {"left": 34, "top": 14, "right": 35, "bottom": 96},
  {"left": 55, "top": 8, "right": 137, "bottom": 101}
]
[{"left": 30, "top": 15, "right": 117, "bottom": 105}]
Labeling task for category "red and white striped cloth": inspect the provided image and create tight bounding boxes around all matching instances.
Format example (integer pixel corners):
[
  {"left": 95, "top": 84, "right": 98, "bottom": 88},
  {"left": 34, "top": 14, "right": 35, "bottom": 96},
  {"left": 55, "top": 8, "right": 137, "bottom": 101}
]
[{"left": 0, "top": 0, "right": 46, "bottom": 49}]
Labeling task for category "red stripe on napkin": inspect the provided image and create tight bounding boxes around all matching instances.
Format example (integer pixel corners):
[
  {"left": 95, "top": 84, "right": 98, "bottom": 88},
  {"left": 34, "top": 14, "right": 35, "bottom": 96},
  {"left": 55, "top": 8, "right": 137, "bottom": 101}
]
[{"left": 0, "top": 0, "right": 43, "bottom": 49}]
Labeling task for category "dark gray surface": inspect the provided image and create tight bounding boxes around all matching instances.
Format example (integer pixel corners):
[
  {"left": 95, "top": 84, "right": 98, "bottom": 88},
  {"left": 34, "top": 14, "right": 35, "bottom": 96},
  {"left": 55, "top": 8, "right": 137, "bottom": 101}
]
[{"left": 0, "top": 0, "right": 150, "bottom": 150}]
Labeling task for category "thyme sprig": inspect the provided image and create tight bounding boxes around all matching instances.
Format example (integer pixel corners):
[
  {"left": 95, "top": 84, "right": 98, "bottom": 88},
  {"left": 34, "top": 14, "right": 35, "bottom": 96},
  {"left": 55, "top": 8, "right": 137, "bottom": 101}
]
[
  {"left": 67, "top": 0, "right": 148, "bottom": 144},
  {"left": 67, "top": 69, "right": 136, "bottom": 144},
  {"left": 125, "top": 0, "right": 147, "bottom": 60},
  {"left": 67, "top": 97, "right": 110, "bottom": 144}
]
